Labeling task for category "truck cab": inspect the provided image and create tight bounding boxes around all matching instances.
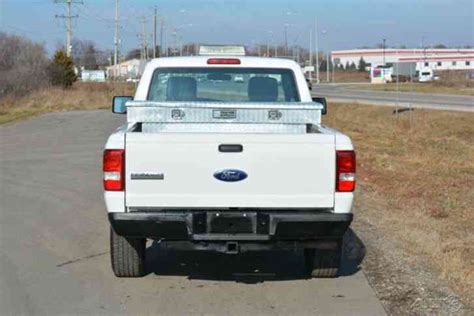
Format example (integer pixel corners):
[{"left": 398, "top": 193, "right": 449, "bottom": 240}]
[{"left": 104, "top": 49, "right": 355, "bottom": 278}]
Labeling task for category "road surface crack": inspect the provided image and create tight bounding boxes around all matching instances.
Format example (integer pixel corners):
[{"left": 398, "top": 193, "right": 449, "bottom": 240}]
[{"left": 56, "top": 251, "right": 109, "bottom": 267}]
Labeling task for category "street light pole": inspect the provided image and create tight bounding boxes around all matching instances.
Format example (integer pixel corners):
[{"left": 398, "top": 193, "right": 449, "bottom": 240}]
[
  {"left": 153, "top": 6, "right": 157, "bottom": 58},
  {"left": 173, "top": 29, "right": 177, "bottom": 56},
  {"left": 173, "top": 23, "right": 193, "bottom": 56},
  {"left": 309, "top": 28, "right": 312, "bottom": 80},
  {"left": 315, "top": 18, "right": 320, "bottom": 83},
  {"left": 268, "top": 31, "right": 274, "bottom": 57},
  {"left": 322, "top": 30, "right": 329, "bottom": 82}
]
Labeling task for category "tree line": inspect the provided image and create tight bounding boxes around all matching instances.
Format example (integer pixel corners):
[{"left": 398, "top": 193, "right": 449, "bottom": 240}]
[
  {"left": 0, "top": 31, "right": 374, "bottom": 99},
  {"left": 0, "top": 32, "right": 114, "bottom": 98}
]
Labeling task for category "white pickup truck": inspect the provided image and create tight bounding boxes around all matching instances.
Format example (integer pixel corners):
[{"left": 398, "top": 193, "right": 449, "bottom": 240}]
[{"left": 103, "top": 53, "right": 356, "bottom": 278}]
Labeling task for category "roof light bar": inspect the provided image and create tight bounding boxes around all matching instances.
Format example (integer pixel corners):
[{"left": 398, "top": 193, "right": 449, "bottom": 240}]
[{"left": 199, "top": 45, "right": 246, "bottom": 56}]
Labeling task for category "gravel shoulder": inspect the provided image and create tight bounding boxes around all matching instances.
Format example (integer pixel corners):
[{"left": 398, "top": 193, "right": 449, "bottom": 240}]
[{"left": 353, "top": 196, "right": 472, "bottom": 315}]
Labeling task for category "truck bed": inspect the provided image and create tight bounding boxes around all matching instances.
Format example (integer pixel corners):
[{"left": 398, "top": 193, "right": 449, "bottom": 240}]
[{"left": 124, "top": 101, "right": 336, "bottom": 209}]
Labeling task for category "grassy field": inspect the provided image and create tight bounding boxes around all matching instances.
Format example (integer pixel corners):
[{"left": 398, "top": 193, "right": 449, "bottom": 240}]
[
  {"left": 345, "top": 70, "right": 474, "bottom": 95},
  {"left": 324, "top": 103, "right": 474, "bottom": 306},
  {"left": 0, "top": 82, "right": 135, "bottom": 124},
  {"left": 314, "top": 71, "right": 370, "bottom": 83},
  {"left": 346, "top": 82, "right": 474, "bottom": 96}
]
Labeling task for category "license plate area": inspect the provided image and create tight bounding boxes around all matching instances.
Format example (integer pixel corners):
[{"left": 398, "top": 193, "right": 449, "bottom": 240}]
[{"left": 208, "top": 212, "right": 255, "bottom": 234}]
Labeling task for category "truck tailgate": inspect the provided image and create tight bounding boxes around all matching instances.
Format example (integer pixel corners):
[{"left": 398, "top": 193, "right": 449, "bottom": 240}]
[{"left": 125, "top": 133, "right": 335, "bottom": 208}]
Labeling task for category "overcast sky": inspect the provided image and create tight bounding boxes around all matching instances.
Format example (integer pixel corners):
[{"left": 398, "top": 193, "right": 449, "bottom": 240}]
[{"left": 1, "top": 0, "right": 473, "bottom": 55}]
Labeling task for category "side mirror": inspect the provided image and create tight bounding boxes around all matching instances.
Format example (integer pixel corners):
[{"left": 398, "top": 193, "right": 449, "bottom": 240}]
[
  {"left": 112, "top": 96, "right": 133, "bottom": 114},
  {"left": 312, "top": 97, "right": 327, "bottom": 115}
]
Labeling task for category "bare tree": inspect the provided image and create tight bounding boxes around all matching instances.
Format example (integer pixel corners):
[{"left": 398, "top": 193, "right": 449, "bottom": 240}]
[
  {"left": 0, "top": 32, "right": 49, "bottom": 97},
  {"left": 72, "top": 39, "right": 111, "bottom": 70}
]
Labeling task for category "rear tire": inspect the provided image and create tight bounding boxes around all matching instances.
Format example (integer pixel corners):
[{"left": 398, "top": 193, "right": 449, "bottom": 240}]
[
  {"left": 110, "top": 227, "right": 146, "bottom": 277},
  {"left": 304, "top": 241, "right": 342, "bottom": 278}
]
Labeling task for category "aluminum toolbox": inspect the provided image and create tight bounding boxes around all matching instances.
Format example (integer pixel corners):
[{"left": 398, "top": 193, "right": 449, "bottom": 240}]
[{"left": 126, "top": 101, "right": 323, "bottom": 125}]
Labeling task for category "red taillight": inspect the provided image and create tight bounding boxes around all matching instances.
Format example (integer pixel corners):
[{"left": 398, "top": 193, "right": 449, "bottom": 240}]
[
  {"left": 336, "top": 150, "right": 356, "bottom": 192},
  {"left": 103, "top": 149, "right": 125, "bottom": 191},
  {"left": 207, "top": 58, "right": 241, "bottom": 65}
]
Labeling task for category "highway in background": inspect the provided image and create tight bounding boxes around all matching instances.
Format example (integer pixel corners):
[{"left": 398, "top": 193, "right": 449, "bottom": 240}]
[
  {"left": 312, "top": 84, "right": 474, "bottom": 112},
  {"left": 0, "top": 111, "right": 386, "bottom": 315}
]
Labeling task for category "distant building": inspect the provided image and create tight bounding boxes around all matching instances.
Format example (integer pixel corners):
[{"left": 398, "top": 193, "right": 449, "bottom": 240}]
[
  {"left": 331, "top": 48, "right": 474, "bottom": 71},
  {"left": 81, "top": 70, "right": 106, "bottom": 82},
  {"left": 106, "top": 58, "right": 147, "bottom": 79}
]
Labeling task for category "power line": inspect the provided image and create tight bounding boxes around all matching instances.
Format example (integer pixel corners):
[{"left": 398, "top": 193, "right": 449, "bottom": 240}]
[
  {"left": 54, "top": 0, "right": 83, "bottom": 57},
  {"left": 76, "top": 4, "right": 112, "bottom": 23}
]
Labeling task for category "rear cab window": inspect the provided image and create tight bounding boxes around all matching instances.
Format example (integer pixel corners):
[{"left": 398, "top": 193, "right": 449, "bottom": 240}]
[{"left": 147, "top": 67, "right": 300, "bottom": 102}]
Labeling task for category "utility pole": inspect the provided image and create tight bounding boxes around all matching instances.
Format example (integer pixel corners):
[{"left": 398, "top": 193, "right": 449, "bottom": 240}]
[
  {"left": 269, "top": 31, "right": 273, "bottom": 57},
  {"left": 421, "top": 35, "right": 427, "bottom": 67},
  {"left": 114, "top": 0, "right": 119, "bottom": 78},
  {"left": 54, "top": 0, "right": 83, "bottom": 57},
  {"left": 138, "top": 17, "right": 148, "bottom": 60},
  {"left": 153, "top": 6, "right": 157, "bottom": 58},
  {"left": 326, "top": 51, "right": 330, "bottom": 82},
  {"left": 284, "top": 24, "right": 288, "bottom": 56},
  {"left": 332, "top": 54, "right": 335, "bottom": 83},
  {"left": 173, "top": 29, "right": 177, "bottom": 56},
  {"left": 315, "top": 18, "right": 320, "bottom": 84},
  {"left": 160, "top": 20, "right": 164, "bottom": 57},
  {"left": 382, "top": 38, "right": 386, "bottom": 65}
]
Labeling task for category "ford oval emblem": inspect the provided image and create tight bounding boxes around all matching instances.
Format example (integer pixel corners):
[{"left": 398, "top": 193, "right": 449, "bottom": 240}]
[{"left": 214, "top": 169, "right": 248, "bottom": 182}]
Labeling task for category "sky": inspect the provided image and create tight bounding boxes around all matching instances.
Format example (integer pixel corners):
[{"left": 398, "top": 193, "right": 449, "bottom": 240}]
[{"left": 0, "top": 0, "right": 473, "bottom": 56}]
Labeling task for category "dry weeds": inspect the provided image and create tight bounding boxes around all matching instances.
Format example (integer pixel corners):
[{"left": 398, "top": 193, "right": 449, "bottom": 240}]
[
  {"left": 325, "top": 103, "right": 474, "bottom": 308},
  {"left": 316, "top": 71, "right": 370, "bottom": 83},
  {"left": 0, "top": 82, "right": 135, "bottom": 124},
  {"left": 347, "top": 70, "right": 474, "bottom": 95},
  {"left": 349, "top": 82, "right": 474, "bottom": 96}
]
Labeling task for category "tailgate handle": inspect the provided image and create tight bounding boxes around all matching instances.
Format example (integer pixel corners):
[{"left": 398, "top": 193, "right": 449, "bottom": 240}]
[{"left": 219, "top": 144, "right": 243, "bottom": 153}]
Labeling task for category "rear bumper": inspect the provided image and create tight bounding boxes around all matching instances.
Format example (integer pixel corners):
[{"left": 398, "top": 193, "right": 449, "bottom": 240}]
[{"left": 108, "top": 210, "right": 353, "bottom": 242}]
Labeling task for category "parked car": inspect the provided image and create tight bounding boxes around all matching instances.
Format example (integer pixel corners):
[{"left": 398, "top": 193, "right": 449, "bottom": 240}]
[
  {"left": 418, "top": 68, "right": 439, "bottom": 82},
  {"left": 234, "top": 74, "right": 244, "bottom": 82}
]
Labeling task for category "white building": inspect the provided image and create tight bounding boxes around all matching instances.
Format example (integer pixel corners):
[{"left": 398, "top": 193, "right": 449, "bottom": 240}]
[
  {"left": 81, "top": 69, "right": 106, "bottom": 82},
  {"left": 106, "top": 58, "right": 147, "bottom": 79},
  {"left": 331, "top": 48, "right": 474, "bottom": 71}
]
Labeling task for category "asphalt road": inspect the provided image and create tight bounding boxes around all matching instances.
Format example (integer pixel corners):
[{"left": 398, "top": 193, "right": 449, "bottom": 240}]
[
  {"left": 0, "top": 111, "right": 385, "bottom": 315},
  {"left": 312, "top": 84, "right": 474, "bottom": 112}
]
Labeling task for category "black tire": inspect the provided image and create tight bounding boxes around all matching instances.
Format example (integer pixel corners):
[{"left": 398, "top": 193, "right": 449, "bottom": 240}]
[
  {"left": 304, "top": 242, "right": 342, "bottom": 278},
  {"left": 110, "top": 227, "right": 146, "bottom": 277}
]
